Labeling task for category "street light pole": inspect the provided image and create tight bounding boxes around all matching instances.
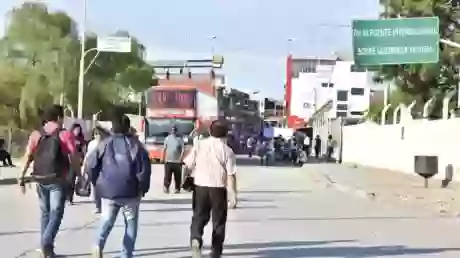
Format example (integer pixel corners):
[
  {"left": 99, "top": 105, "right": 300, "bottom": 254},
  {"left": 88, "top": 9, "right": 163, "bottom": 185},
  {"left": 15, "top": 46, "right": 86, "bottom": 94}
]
[
  {"left": 210, "top": 35, "right": 216, "bottom": 55},
  {"left": 77, "top": 0, "right": 87, "bottom": 119}
]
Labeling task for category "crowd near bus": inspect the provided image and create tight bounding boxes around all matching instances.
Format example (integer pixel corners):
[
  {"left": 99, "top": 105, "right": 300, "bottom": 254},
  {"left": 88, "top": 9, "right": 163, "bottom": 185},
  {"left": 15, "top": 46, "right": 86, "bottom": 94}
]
[{"left": 236, "top": 131, "right": 336, "bottom": 166}]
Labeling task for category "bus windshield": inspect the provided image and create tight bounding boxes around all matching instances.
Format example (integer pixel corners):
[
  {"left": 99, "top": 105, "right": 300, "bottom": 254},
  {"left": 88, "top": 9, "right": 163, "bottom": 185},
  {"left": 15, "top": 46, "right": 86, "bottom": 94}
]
[{"left": 145, "top": 118, "right": 195, "bottom": 140}]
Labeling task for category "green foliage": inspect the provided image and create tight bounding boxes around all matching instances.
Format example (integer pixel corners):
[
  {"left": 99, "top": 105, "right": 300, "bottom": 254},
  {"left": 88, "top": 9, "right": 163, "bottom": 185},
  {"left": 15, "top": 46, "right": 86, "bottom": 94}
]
[
  {"left": 0, "top": 2, "right": 153, "bottom": 129},
  {"left": 365, "top": 88, "right": 417, "bottom": 123},
  {"left": 374, "top": 0, "right": 460, "bottom": 104}
]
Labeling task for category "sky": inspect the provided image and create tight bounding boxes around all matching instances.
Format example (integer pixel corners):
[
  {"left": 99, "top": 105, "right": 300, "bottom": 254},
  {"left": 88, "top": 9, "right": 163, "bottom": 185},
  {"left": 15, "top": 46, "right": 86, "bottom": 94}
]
[{"left": 0, "top": 0, "right": 379, "bottom": 99}]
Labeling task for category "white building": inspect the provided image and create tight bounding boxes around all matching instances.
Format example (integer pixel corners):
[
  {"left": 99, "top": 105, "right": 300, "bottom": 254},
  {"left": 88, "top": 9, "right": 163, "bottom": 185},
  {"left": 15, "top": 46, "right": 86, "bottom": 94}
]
[{"left": 290, "top": 60, "right": 372, "bottom": 121}]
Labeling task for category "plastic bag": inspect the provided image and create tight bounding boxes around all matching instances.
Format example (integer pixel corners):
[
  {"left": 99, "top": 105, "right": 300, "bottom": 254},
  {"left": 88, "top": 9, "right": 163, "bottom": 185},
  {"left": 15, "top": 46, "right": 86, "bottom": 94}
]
[{"left": 75, "top": 176, "right": 91, "bottom": 197}]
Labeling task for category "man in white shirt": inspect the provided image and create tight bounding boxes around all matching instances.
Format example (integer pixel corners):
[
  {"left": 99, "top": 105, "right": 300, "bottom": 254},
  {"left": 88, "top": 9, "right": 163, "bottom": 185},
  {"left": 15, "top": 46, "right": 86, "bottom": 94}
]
[{"left": 184, "top": 120, "right": 237, "bottom": 258}]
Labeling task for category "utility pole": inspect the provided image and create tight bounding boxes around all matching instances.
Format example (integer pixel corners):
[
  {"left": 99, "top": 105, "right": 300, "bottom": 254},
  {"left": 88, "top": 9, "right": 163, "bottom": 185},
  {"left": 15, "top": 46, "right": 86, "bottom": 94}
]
[{"left": 77, "top": 0, "right": 87, "bottom": 118}]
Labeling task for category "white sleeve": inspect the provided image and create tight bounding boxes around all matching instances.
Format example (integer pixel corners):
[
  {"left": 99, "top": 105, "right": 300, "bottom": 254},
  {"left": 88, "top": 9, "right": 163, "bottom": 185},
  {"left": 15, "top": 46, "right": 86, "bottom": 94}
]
[
  {"left": 226, "top": 148, "right": 237, "bottom": 176},
  {"left": 85, "top": 140, "right": 98, "bottom": 159}
]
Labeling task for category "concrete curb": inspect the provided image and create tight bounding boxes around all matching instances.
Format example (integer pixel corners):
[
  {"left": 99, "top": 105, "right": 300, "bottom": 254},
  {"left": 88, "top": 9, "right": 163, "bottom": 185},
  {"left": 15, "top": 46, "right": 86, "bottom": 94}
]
[
  {"left": 317, "top": 168, "right": 460, "bottom": 217},
  {"left": 320, "top": 171, "right": 377, "bottom": 201}
]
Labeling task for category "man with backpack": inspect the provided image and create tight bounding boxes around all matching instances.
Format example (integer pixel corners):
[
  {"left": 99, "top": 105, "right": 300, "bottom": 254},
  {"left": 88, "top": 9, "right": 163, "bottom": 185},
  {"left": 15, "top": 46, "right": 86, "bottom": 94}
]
[
  {"left": 18, "top": 105, "right": 81, "bottom": 258},
  {"left": 84, "top": 114, "right": 151, "bottom": 258}
]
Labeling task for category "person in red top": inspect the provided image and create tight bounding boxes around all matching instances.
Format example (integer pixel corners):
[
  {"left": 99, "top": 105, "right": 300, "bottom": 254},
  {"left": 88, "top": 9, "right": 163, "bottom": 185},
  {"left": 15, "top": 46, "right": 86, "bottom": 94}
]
[
  {"left": 67, "top": 123, "right": 86, "bottom": 205},
  {"left": 19, "top": 105, "right": 81, "bottom": 258}
]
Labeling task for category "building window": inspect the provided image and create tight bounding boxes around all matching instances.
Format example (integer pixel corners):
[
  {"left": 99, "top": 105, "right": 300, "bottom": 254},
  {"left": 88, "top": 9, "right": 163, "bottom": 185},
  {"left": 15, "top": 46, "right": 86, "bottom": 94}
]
[
  {"left": 329, "top": 83, "right": 334, "bottom": 88},
  {"left": 336, "top": 111, "right": 347, "bottom": 117},
  {"left": 300, "top": 66, "right": 316, "bottom": 73},
  {"left": 321, "top": 82, "right": 328, "bottom": 87},
  {"left": 337, "top": 90, "right": 348, "bottom": 101},
  {"left": 321, "top": 83, "right": 334, "bottom": 88},
  {"left": 351, "top": 87, "right": 364, "bottom": 95},
  {"left": 350, "top": 111, "right": 364, "bottom": 116},
  {"left": 337, "top": 104, "right": 348, "bottom": 110}
]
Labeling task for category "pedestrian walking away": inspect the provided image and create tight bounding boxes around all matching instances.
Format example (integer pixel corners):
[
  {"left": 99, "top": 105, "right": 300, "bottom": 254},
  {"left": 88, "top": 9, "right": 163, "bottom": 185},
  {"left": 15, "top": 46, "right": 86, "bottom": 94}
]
[
  {"left": 82, "top": 126, "right": 111, "bottom": 214},
  {"left": 184, "top": 120, "right": 237, "bottom": 258},
  {"left": 162, "top": 126, "right": 185, "bottom": 194},
  {"left": 0, "top": 138, "right": 15, "bottom": 167},
  {"left": 67, "top": 123, "right": 87, "bottom": 205},
  {"left": 326, "top": 134, "right": 335, "bottom": 162},
  {"left": 18, "top": 104, "right": 80, "bottom": 258},
  {"left": 85, "top": 114, "right": 151, "bottom": 258},
  {"left": 314, "top": 135, "right": 322, "bottom": 159}
]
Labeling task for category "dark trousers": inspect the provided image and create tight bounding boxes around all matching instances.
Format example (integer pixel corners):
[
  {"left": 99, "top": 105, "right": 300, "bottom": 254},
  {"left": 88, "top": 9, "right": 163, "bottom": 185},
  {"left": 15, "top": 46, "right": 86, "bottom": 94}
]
[
  {"left": 93, "top": 183, "right": 101, "bottom": 210},
  {"left": 191, "top": 186, "right": 228, "bottom": 256},
  {"left": 315, "top": 147, "right": 321, "bottom": 159},
  {"left": 0, "top": 149, "right": 13, "bottom": 166},
  {"left": 164, "top": 162, "right": 182, "bottom": 191},
  {"left": 66, "top": 171, "right": 77, "bottom": 203}
]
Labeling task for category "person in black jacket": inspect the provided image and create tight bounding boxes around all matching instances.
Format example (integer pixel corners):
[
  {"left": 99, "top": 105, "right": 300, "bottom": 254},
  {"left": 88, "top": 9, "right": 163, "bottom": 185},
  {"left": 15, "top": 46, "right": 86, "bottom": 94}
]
[{"left": 0, "top": 139, "right": 14, "bottom": 167}]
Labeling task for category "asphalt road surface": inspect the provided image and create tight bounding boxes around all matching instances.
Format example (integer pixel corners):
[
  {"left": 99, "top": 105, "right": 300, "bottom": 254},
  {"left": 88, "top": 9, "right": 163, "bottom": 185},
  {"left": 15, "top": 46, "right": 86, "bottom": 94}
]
[{"left": 2, "top": 157, "right": 460, "bottom": 257}]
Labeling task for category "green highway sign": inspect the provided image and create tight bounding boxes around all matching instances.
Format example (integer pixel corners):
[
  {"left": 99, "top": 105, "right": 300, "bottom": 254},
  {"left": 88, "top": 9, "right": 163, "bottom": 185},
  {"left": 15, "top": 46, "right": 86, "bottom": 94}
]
[{"left": 352, "top": 17, "right": 439, "bottom": 66}]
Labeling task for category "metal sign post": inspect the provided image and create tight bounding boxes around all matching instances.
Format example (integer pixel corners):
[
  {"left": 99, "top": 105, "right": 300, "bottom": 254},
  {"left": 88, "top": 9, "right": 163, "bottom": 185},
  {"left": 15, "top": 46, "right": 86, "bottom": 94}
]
[{"left": 77, "top": 36, "right": 131, "bottom": 118}]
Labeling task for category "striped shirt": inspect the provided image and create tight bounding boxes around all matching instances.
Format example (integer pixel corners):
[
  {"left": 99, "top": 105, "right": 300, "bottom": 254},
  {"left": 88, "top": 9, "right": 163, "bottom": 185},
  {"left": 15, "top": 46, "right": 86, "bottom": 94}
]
[{"left": 188, "top": 137, "right": 236, "bottom": 188}]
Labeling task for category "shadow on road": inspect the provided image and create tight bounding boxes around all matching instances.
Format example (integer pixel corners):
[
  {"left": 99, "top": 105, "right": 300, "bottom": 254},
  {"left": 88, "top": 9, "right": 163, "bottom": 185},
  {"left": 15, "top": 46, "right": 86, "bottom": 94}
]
[
  {"left": 66, "top": 240, "right": 459, "bottom": 257},
  {"left": 236, "top": 157, "right": 295, "bottom": 167},
  {"left": 63, "top": 240, "right": 354, "bottom": 257},
  {"left": 2, "top": 215, "right": 438, "bottom": 238},
  {"left": 0, "top": 177, "right": 18, "bottom": 185},
  {"left": 216, "top": 245, "right": 460, "bottom": 257},
  {"left": 140, "top": 204, "right": 277, "bottom": 213},
  {"left": 240, "top": 190, "right": 311, "bottom": 195},
  {"left": 236, "top": 156, "right": 334, "bottom": 167}
]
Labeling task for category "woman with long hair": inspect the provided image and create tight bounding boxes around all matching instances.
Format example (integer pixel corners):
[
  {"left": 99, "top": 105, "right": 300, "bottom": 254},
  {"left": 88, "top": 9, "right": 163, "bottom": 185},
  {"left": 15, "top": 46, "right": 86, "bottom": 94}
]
[
  {"left": 83, "top": 125, "right": 111, "bottom": 213},
  {"left": 67, "top": 123, "right": 86, "bottom": 205}
]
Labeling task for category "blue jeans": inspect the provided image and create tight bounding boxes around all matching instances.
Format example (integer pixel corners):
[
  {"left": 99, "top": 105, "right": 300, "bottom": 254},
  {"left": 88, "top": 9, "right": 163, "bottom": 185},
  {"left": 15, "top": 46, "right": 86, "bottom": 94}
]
[
  {"left": 36, "top": 183, "right": 66, "bottom": 250},
  {"left": 96, "top": 198, "right": 140, "bottom": 258}
]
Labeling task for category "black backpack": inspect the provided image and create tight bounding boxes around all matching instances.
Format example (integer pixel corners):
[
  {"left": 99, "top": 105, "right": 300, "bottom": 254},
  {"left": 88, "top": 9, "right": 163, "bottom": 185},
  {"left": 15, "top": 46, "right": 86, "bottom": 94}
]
[{"left": 31, "top": 128, "right": 68, "bottom": 181}]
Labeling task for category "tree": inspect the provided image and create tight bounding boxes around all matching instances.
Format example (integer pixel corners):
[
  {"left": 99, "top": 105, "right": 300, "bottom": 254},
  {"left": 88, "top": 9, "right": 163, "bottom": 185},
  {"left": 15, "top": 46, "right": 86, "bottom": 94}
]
[
  {"left": 374, "top": 0, "right": 460, "bottom": 108},
  {"left": 0, "top": 2, "right": 79, "bottom": 126},
  {"left": 365, "top": 88, "right": 417, "bottom": 123},
  {"left": 0, "top": 2, "right": 154, "bottom": 128}
]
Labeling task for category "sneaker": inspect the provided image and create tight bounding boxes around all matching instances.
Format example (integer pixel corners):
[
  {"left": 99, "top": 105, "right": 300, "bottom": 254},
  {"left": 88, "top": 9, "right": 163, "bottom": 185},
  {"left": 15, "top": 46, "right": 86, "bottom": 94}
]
[
  {"left": 37, "top": 246, "right": 55, "bottom": 258},
  {"left": 163, "top": 187, "right": 169, "bottom": 194},
  {"left": 93, "top": 209, "right": 101, "bottom": 214},
  {"left": 174, "top": 189, "right": 180, "bottom": 194},
  {"left": 92, "top": 247, "right": 103, "bottom": 258},
  {"left": 191, "top": 239, "right": 202, "bottom": 258}
]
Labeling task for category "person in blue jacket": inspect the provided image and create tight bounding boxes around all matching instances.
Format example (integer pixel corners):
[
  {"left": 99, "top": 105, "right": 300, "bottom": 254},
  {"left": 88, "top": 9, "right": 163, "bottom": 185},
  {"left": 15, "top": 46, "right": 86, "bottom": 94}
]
[{"left": 85, "top": 114, "right": 151, "bottom": 258}]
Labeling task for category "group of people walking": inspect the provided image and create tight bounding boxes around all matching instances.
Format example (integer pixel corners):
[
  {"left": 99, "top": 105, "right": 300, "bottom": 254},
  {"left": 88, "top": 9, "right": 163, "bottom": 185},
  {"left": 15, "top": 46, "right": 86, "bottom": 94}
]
[
  {"left": 17, "top": 104, "right": 236, "bottom": 258},
  {"left": 18, "top": 105, "right": 151, "bottom": 258}
]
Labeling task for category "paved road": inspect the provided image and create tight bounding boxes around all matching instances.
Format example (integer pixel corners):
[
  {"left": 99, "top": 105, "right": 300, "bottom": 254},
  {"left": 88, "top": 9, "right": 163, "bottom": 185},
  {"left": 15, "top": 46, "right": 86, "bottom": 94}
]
[{"left": 2, "top": 159, "right": 460, "bottom": 257}]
